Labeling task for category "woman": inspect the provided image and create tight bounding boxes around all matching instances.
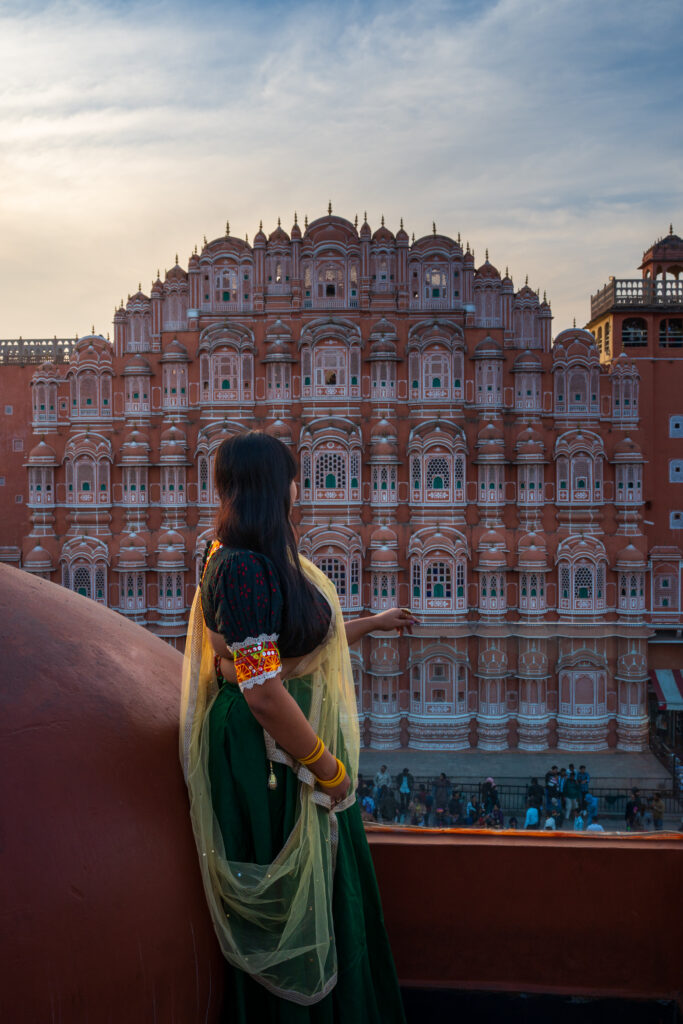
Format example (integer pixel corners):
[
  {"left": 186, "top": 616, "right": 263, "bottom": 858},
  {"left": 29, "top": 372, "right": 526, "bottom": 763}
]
[{"left": 180, "top": 432, "right": 409, "bottom": 1022}]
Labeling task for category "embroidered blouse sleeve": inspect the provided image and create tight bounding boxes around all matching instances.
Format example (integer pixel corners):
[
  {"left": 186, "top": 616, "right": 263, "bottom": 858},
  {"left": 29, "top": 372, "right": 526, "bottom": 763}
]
[{"left": 213, "top": 551, "right": 284, "bottom": 690}]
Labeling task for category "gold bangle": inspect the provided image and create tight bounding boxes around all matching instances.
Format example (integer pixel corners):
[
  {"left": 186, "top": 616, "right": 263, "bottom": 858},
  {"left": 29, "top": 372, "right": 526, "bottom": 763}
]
[
  {"left": 317, "top": 758, "right": 346, "bottom": 788},
  {"left": 299, "top": 737, "right": 325, "bottom": 765}
]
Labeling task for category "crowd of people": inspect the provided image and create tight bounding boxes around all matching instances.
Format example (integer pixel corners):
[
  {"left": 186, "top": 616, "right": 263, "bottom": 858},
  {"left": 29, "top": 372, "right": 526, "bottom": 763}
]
[{"left": 356, "top": 763, "right": 670, "bottom": 833}]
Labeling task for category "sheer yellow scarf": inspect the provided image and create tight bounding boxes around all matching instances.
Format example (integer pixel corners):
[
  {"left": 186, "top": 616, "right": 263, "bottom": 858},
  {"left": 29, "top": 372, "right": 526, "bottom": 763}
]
[{"left": 179, "top": 555, "right": 359, "bottom": 1005}]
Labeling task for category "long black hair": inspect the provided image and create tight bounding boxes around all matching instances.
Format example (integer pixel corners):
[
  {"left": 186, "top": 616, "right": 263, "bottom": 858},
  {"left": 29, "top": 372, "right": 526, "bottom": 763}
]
[{"left": 213, "top": 431, "right": 326, "bottom": 652}]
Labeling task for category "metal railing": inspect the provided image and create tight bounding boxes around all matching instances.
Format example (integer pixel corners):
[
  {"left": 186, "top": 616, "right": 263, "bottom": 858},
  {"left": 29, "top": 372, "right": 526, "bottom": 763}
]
[{"left": 590, "top": 278, "right": 683, "bottom": 319}]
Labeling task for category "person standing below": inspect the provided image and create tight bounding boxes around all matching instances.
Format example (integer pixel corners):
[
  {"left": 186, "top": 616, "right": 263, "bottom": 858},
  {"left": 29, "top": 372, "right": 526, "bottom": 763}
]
[
  {"left": 396, "top": 767, "right": 414, "bottom": 819},
  {"left": 374, "top": 764, "right": 392, "bottom": 801},
  {"left": 524, "top": 805, "right": 540, "bottom": 830},
  {"left": 577, "top": 764, "right": 591, "bottom": 809},
  {"left": 527, "top": 776, "right": 544, "bottom": 812},
  {"left": 584, "top": 791, "right": 599, "bottom": 826},
  {"left": 625, "top": 788, "right": 642, "bottom": 831},
  {"left": 563, "top": 771, "right": 581, "bottom": 825},
  {"left": 641, "top": 798, "right": 654, "bottom": 831},
  {"left": 378, "top": 786, "right": 398, "bottom": 825},
  {"left": 482, "top": 777, "right": 498, "bottom": 813},
  {"left": 652, "top": 792, "right": 665, "bottom": 831},
  {"left": 586, "top": 815, "right": 605, "bottom": 833},
  {"left": 545, "top": 768, "right": 560, "bottom": 814}
]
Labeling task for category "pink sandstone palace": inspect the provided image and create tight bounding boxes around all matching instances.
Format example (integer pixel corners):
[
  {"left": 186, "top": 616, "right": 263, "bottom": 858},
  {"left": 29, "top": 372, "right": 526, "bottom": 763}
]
[{"left": 2, "top": 212, "right": 683, "bottom": 753}]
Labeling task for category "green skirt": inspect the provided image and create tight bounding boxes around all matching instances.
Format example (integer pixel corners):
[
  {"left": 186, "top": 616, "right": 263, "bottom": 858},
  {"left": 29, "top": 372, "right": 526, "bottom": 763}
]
[{"left": 207, "top": 682, "right": 406, "bottom": 1024}]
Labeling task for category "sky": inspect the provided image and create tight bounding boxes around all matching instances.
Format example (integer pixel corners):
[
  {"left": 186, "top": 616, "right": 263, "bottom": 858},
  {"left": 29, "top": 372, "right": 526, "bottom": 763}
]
[{"left": 0, "top": 0, "right": 681, "bottom": 338}]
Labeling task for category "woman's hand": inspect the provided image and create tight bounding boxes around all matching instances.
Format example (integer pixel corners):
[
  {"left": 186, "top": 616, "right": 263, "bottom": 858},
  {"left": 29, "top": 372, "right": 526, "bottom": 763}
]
[
  {"left": 319, "top": 765, "right": 352, "bottom": 807},
  {"left": 371, "top": 607, "right": 418, "bottom": 635}
]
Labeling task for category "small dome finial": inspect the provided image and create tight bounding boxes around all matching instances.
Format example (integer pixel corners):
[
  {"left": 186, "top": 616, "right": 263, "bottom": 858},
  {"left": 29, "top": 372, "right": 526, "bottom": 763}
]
[
  {"left": 91, "top": 324, "right": 95, "bottom": 335},
  {"left": 328, "top": 200, "right": 332, "bottom": 215},
  {"left": 400, "top": 217, "right": 404, "bottom": 230},
  {"left": 138, "top": 282, "right": 141, "bottom": 291},
  {"left": 294, "top": 211, "right": 298, "bottom": 224},
  {"left": 457, "top": 231, "right": 461, "bottom": 244},
  {"left": 277, "top": 216, "right": 281, "bottom": 227},
  {"left": 245, "top": 232, "right": 249, "bottom": 243},
  {"left": 505, "top": 265, "right": 509, "bottom": 277},
  {"left": 156, "top": 268, "right": 160, "bottom": 279},
  {"left": 175, "top": 253, "right": 178, "bottom": 264},
  {"left": 364, "top": 210, "right": 368, "bottom": 222},
  {"left": 412, "top": 232, "right": 415, "bottom": 243},
  {"left": 381, "top": 213, "right": 385, "bottom": 227},
  {"left": 485, "top": 248, "right": 489, "bottom": 261},
  {"left": 543, "top": 290, "right": 547, "bottom": 302},
  {"left": 432, "top": 220, "right": 436, "bottom": 235},
  {"left": 203, "top": 234, "right": 207, "bottom": 245},
  {"left": 225, "top": 220, "right": 230, "bottom": 236},
  {"left": 259, "top": 219, "right": 263, "bottom": 230},
  {"left": 573, "top": 316, "right": 577, "bottom": 328},
  {"left": 354, "top": 213, "right": 358, "bottom": 228},
  {"left": 670, "top": 223, "right": 674, "bottom": 235},
  {"left": 525, "top": 274, "right": 529, "bottom": 285}
]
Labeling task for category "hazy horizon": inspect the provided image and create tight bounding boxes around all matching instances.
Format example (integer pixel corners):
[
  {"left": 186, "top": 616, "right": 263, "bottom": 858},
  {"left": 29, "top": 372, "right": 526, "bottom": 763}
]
[{"left": 1, "top": 0, "right": 681, "bottom": 339}]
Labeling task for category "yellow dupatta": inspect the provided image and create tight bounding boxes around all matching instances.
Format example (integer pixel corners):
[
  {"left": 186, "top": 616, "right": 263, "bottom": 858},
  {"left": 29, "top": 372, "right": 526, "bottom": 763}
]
[{"left": 179, "top": 554, "right": 359, "bottom": 1005}]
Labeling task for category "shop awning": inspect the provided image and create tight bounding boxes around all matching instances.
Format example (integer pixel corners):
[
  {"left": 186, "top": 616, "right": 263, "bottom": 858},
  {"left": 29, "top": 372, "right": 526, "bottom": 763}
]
[{"left": 649, "top": 669, "right": 683, "bottom": 711}]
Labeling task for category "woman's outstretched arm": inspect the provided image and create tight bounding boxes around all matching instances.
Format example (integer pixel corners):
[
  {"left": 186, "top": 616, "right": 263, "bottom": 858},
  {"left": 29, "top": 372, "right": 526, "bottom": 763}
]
[{"left": 345, "top": 606, "right": 417, "bottom": 646}]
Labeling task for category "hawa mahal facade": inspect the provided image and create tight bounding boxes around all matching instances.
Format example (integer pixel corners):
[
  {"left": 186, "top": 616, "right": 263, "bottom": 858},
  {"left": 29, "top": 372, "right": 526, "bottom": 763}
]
[{"left": 4, "top": 213, "right": 683, "bottom": 752}]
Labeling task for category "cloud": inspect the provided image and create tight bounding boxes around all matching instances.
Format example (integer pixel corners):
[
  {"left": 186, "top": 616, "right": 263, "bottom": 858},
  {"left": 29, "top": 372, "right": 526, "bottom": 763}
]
[{"left": 0, "top": 0, "right": 681, "bottom": 335}]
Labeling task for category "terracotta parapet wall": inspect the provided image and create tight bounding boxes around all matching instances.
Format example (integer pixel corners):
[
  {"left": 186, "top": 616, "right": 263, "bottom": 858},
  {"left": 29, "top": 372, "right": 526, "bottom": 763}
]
[{"left": 367, "top": 826, "right": 683, "bottom": 1004}]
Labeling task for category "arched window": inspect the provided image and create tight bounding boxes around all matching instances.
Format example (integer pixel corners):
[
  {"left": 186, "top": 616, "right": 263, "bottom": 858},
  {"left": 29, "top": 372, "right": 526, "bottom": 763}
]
[
  {"left": 411, "top": 448, "right": 465, "bottom": 505},
  {"left": 371, "top": 464, "right": 397, "bottom": 505},
  {"left": 519, "top": 572, "right": 545, "bottom": 612},
  {"left": 517, "top": 463, "right": 544, "bottom": 504},
  {"left": 478, "top": 464, "right": 504, "bottom": 504},
  {"left": 124, "top": 375, "right": 150, "bottom": 414},
  {"left": 370, "top": 360, "right": 396, "bottom": 399},
  {"left": 371, "top": 571, "right": 397, "bottom": 611},
  {"left": 198, "top": 455, "right": 211, "bottom": 505},
  {"left": 315, "top": 450, "right": 346, "bottom": 494},
  {"left": 568, "top": 370, "right": 588, "bottom": 412},
  {"left": 612, "top": 373, "right": 639, "bottom": 419},
  {"left": 316, "top": 554, "right": 361, "bottom": 610},
  {"left": 479, "top": 572, "right": 506, "bottom": 613},
  {"left": 659, "top": 318, "right": 683, "bottom": 347},
  {"left": 212, "top": 350, "right": 238, "bottom": 397},
  {"left": 422, "top": 349, "right": 450, "bottom": 399},
  {"left": 120, "top": 571, "right": 146, "bottom": 612},
  {"left": 215, "top": 266, "right": 238, "bottom": 304},
  {"left": 615, "top": 463, "right": 642, "bottom": 503},
  {"left": 410, "top": 553, "right": 467, "bottom": 613},
  {"left": 122, "top": 466, "right": 148, "bottom": 505},
  {"left": 622, "top": 318, "right": 647, "bottom": 347},
  {"left": 28, "top": 467, "right": 54, "bottom": 505},
  {"left": 68, "top": 561, "right": 107, "bottom": 604},
  {"left": 558, "top": 559, "right": 606, "bottom": 613},
  {"left": 161, "top": 466, "right": 186, "bottom": 505},
  {"left": 475, "top": 360, "right": 502, "bottom": 407},
  {"left": 78, "top": 373, "right": 98, "bottom": 416},
  {"left": 313, "top": 346, "right": 355, "bottom": 397},
  {"left": 266, "top": 362, "right": 291, "bottom": 400},
  {"left": 618, "top": 572, "right": 645, "bottom": 613},
  {"left": 425, "top": 266, "right": 447, "bottom": 301},
  {"left": 162, "top": 365, "right": 188, "bottom": 409},
  {"left": 515, "top": 373, "right": 541, "bottom": 411}
]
